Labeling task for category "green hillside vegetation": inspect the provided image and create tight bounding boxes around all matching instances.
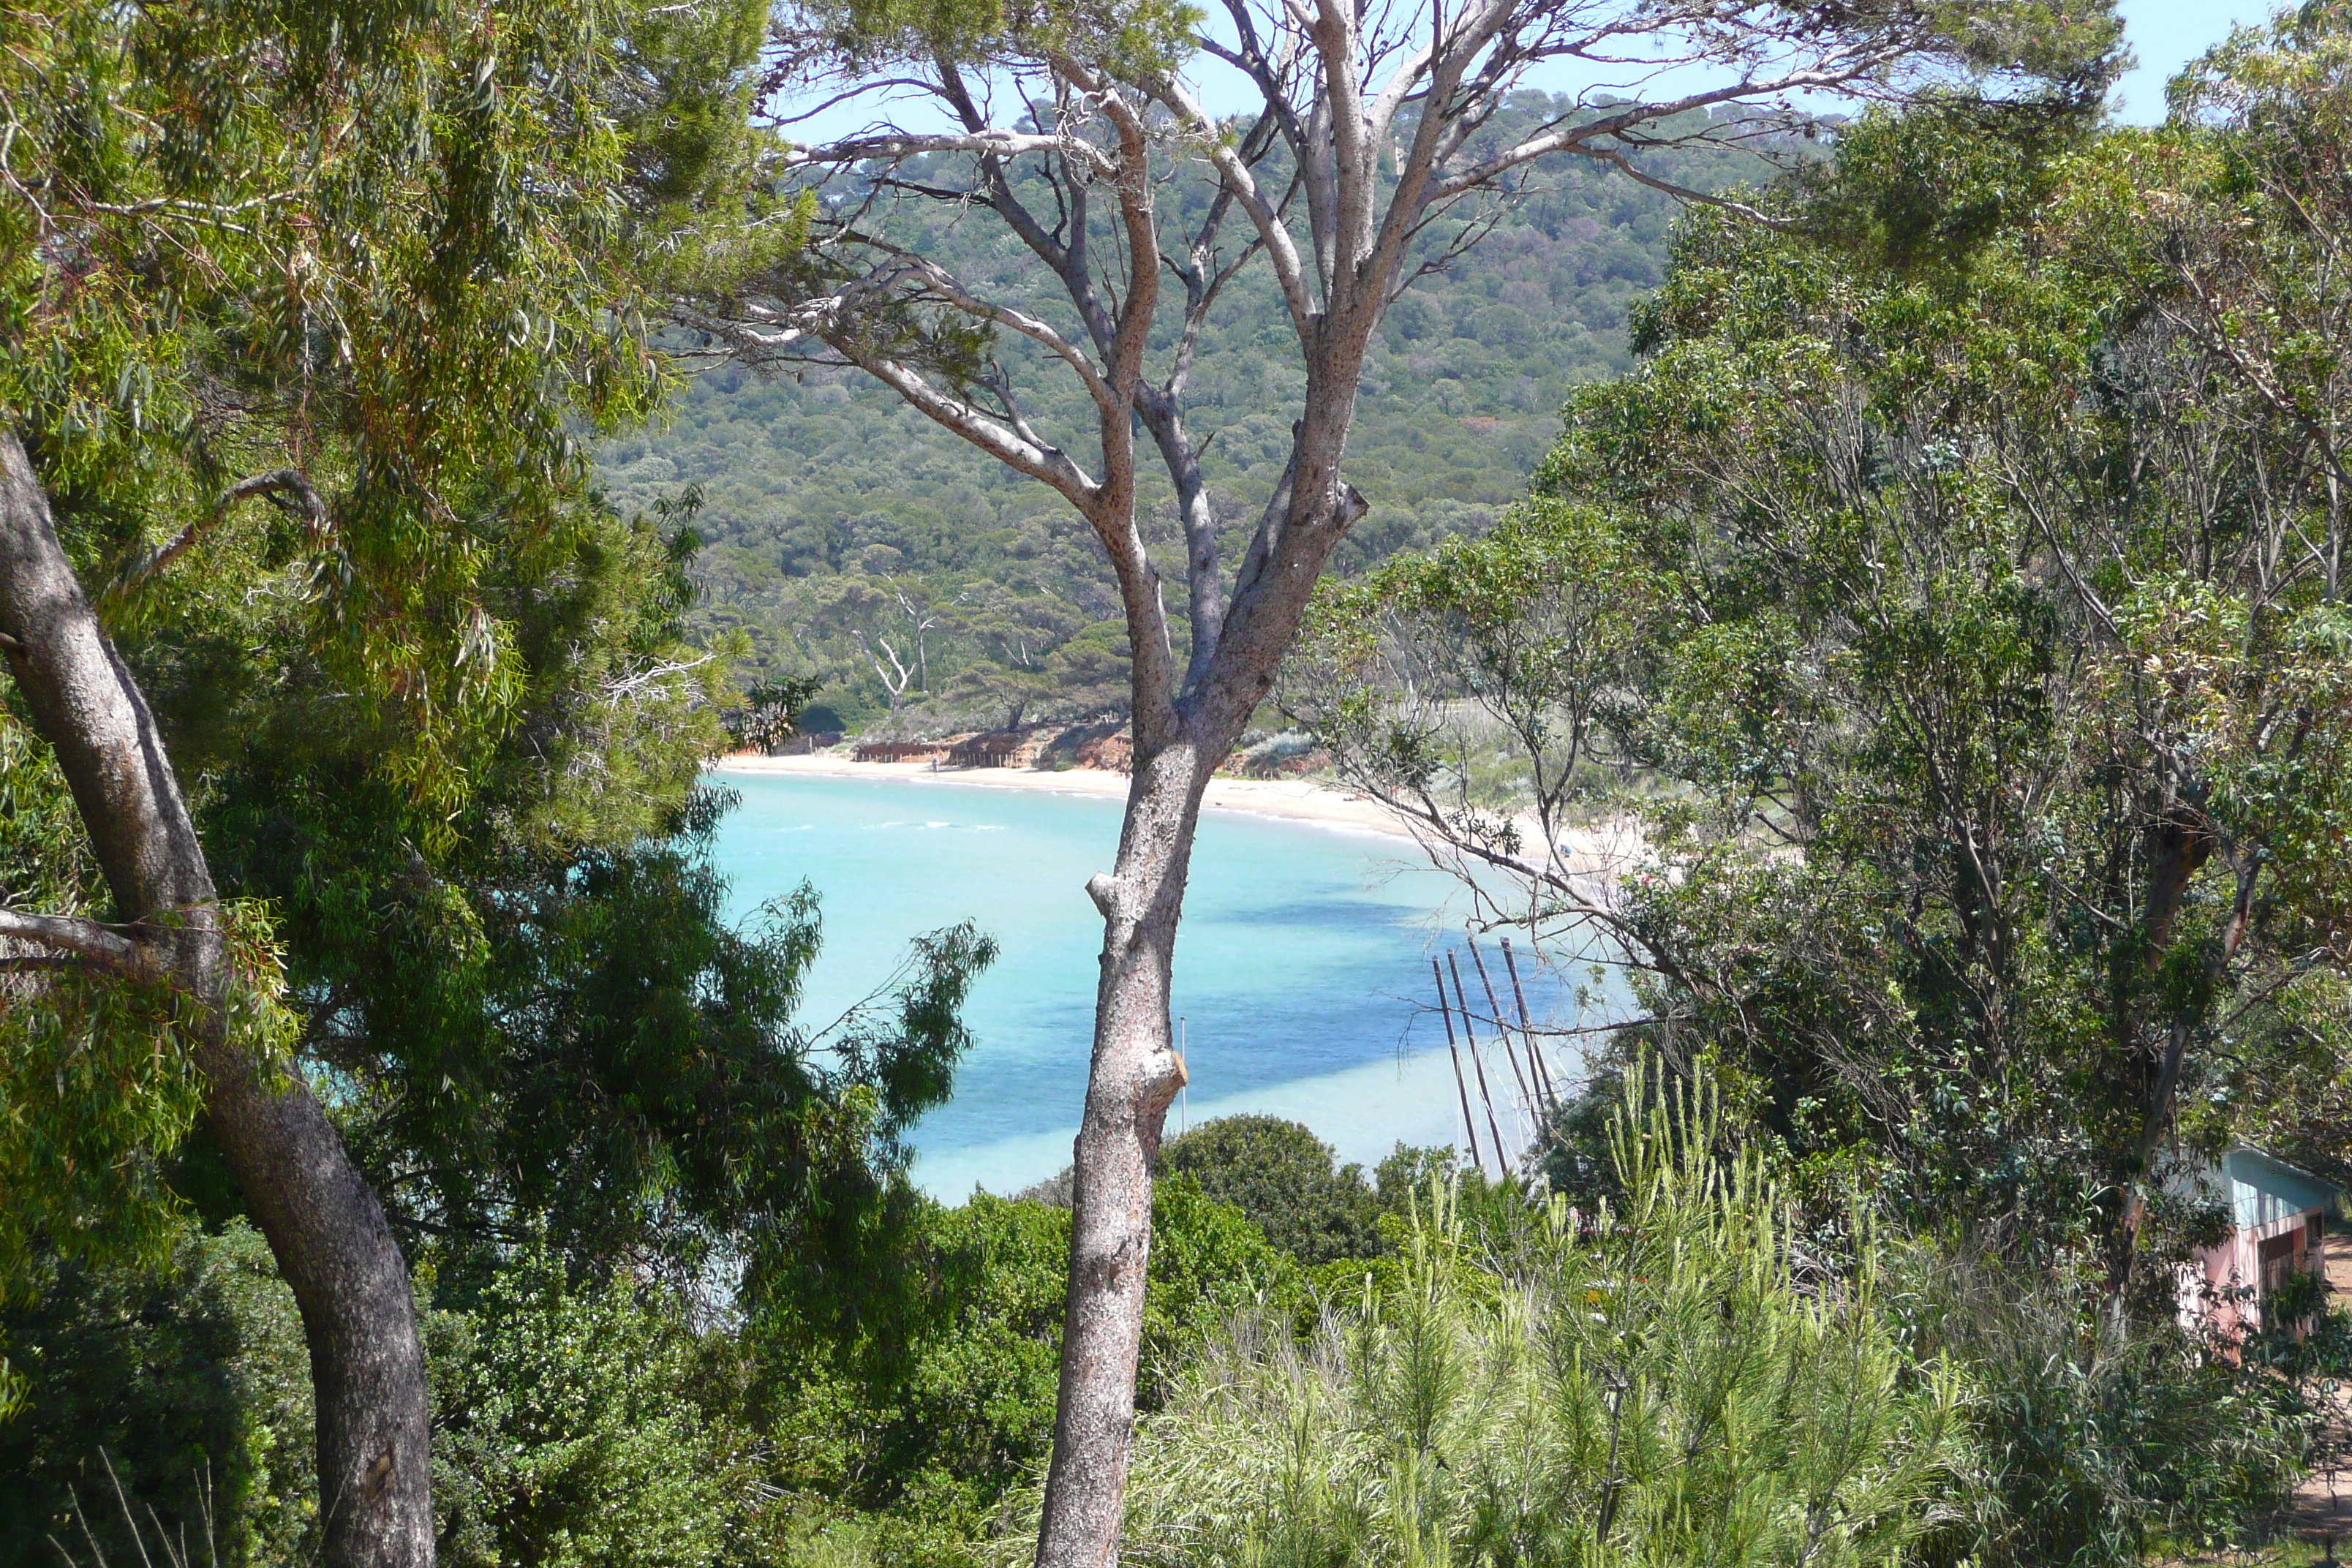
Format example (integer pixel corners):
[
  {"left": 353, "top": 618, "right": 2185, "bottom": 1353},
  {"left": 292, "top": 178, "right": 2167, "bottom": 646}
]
[
  {"left": 602, "top": 97, "right": 1768, "bottom": 730},
  {"left": 25, "top": 1, "right": 2352, "bottom": 1566}
]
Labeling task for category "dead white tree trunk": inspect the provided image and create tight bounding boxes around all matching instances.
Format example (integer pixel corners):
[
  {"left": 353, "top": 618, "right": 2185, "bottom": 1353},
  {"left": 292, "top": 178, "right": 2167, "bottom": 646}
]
[{"left": 853, "top": 627, "right": 918, "bottom": 721}]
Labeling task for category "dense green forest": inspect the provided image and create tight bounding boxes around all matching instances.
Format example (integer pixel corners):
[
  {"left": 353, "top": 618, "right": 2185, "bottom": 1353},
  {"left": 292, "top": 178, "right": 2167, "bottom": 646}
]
[
  {"left": 12, "top": 0, "right": 2352, "bottom": 1567},
  {"left": 609, "top": 107, "right": 1765, "bottom": 729}
]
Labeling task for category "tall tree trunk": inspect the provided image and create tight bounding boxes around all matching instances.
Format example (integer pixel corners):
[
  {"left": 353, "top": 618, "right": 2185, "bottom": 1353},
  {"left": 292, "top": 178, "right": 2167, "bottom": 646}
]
[
  {"left": 1030, "top": 453, "right": 1362, "bottom": 1564},
  {"left": 1033, "top": 738, "right": 1205, "bottom": 1567},
  {"left": 2111, "top": 848, "right": 2258, "bottom": 1299},
  {"left": 0, "top": 432, "right": 437, "bottom": 1568},
  {"left": 203, "top": 1053, "right": 437, "bottom": 1568}
]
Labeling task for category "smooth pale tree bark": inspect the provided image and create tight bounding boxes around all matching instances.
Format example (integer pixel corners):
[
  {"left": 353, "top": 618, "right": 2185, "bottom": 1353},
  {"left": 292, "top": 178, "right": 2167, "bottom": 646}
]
[
  {"left": 0, "top": 433, "right": 435, "bottom": 1568},
  {"left": 702, "top": 3, "right": 2117, "bottom": 1556}
]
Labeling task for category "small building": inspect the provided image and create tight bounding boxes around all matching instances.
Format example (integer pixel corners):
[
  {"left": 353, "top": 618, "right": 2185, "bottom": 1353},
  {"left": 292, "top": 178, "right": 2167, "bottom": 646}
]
[
  {"left": 946, "top": 730, "right": 1029, "bottom": 768},
  {"left": 2176, "top": 1145, "right": 2340, "bottom": 1337},
  {"left": 853, "top": 737, "right": 954, "bottom": 764}
]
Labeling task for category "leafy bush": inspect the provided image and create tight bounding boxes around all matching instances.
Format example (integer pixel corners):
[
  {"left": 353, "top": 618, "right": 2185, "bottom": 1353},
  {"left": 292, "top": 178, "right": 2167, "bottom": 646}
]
[
  {"left": 3, "top": 1231, "right": 774, "bottom": 1568},
  {"left": 1158, "top": 1117, "right": 1383, "bottom": 1265},
  {"left": 0, "top": 1224, "right": 314, "bottom": 1568},
  {"left": 756, "top": 1182, "right": 1306, "bottom": 1561},
  {"left": 430, "top": 1246, "right": 766, "bottom": 1568},
  {"left": 1903, "top": 1246, "right": 2307, "bottom": 1567},
  {"left": 1022, "top": 1076, "right": 1964, "bottom": 1567}
]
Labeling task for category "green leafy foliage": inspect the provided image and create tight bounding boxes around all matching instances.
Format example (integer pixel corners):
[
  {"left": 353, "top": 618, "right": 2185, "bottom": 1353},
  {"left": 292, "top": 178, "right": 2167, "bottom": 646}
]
[
  {"left": 216, "top": 751, "right": 998, "bottom": 1319},
  {"left": 12, "top": 8, "right": 2346, "bottom": 1568},
  {"left": 0, "top": 1224, "right": 315, "bottom": 1568},
  {"left": 4, "top": 1229, "right": 777, "bottom": 1568},
  {"left": 430, "top": 1246, "right": 766, "bottom": 1568},
  {"left": 0, "top": 14, "right": 1022, "bottom": 1548},
  {"left": 1292, "top": 33, "right": 2352, "bottom": 1556},
  {"left": 1901, "top": 1245, "right": 2307, "bottom": 1568},
  {"left": 1307, "top": 32, "right": 2352, "bottom": 1249},
  {"left": 1158, "top": 1115, "right": 1383, "bottom": 1266},
  {"left": 1290, "top": 498, "right": 1666, "bottom": 898},
  {"left": 1, "top": 1176, "right": 1311, "bottom": 1568},
  {"left": 761, "top": 1180, "right": 1305, "bottom": 1556},
  {"left": 1, "top": 0, "right": 706, "bottom": 810},
  {"left": 0, "top": 0, "right": 794, "bottom": 1292},
  {"left": 155, "top": 461, "right": 1004, "bottom": 1321},
  {"left": 1044, "top": 1075, "right": 1964, "bottom": 1568},
  {"left": 0, "top": 963, "right": 203, "bottom": 1315},
  {"left": 0, "top": 720, "right": 301, "bottom": 1387}
]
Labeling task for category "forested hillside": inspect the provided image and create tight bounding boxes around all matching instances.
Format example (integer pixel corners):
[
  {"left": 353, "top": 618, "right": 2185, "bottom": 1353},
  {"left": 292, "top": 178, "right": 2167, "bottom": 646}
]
[{"left": 602, "top": 97, "right": 1763, "bottom": 730}]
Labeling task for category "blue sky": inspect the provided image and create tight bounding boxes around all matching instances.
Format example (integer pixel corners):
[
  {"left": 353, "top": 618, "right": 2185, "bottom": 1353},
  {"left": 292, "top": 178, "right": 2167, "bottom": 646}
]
[
  {"left": 2113, "top": 0, "right": 2280, "bottom": 122},
  {"left": 774, "top": 1, "right": 2299, "bottom": 142}
]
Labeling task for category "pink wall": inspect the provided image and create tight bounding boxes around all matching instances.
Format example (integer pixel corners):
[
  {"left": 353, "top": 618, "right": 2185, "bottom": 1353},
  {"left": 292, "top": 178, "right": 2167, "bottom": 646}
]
[{"left": 2181, "top": 1209, "right": 2322, "bottom": 1339}]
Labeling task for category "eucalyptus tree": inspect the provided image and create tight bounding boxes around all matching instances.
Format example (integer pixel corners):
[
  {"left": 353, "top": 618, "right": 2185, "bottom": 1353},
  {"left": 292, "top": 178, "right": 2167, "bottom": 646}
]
[
  {"left": 0, "top": 1, "right": 785, "bottom": 1562},
  {"left": 2103, "top": 4, "right": 2352, "bottom": 1251},
  {"left": 679, "top": 0, "right": 2122, "bottom": 1555}
]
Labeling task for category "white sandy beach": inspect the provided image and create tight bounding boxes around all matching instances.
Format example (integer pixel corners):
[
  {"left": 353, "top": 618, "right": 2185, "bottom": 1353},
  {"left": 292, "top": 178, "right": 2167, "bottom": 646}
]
[
  {"left": 710, "top": 752, "right": 1651, "bottom": 891},
  {"left": 710, "top": 750, "right": 1420, "bottom": 837}
]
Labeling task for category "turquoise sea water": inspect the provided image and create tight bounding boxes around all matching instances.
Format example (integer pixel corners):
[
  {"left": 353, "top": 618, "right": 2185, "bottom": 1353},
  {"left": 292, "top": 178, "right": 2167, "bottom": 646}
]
[{"left": 707, "top": 769, "right": 1554, "bottom": 1196}]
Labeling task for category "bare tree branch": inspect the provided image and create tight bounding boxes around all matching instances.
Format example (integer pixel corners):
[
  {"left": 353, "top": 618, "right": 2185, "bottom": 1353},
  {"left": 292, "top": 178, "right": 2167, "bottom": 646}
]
[
  {"left": 0, "top": 907, "right": 148, "bottom": 971},
  {"left": 115, "top": 468, "right": 327, "bottom": 594}
]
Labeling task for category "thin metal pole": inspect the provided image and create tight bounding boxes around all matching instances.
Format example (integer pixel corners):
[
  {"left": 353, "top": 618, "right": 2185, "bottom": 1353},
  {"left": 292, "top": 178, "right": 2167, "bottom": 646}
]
[
  {"left": 1501, "top": 937, "right": 1557, "bottom": 1105},
  {"left": 1447, "top": 949, "right": 1510, "bottom": 1175},
  {"left": 1468, "top": 935, "right": 1536, "bottom": 1113},
  {"left": 1432, "top": 957, "right": 1485, "bottom": 1175}
]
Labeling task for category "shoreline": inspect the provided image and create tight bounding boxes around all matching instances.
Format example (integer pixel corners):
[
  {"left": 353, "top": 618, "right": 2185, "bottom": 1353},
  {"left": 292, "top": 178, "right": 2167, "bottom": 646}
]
[{"left": 709, "top": 751, "right": 1417, "bottom": 838}]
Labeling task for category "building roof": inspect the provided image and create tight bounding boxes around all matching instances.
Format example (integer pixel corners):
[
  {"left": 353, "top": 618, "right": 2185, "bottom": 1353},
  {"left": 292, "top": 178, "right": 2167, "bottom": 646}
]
[
  {"left": 2173, "top": 1145, "right": 2342, "bottom": 1230},
  {"left": 2224, "top": 1147, "right": 2340, "bottom": 1229}
]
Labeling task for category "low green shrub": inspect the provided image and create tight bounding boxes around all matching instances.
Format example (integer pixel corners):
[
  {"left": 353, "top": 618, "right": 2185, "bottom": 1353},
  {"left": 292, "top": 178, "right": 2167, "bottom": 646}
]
[
  {"left": 1158, "top": 1117, "right": 1384, "bottom": 1265},
  {"left": 3, "top": 1229, "right": 771, "bottom": 1568},
  {"left": 1902, "top": 1245, "right": 2307, "bottom": 1568},
  {"left": 0, "top": 1223, "right": 314, "bottom": 1568},
  {"left": 755, "top": 1180, "right": 1306, "bottom": 1556},
  {"left": 1011, "top": 1074, "right": 1965, "bottom": 1567},
  {"left": 429, "top": 1245, "right": 767, "bottom": 1568}
]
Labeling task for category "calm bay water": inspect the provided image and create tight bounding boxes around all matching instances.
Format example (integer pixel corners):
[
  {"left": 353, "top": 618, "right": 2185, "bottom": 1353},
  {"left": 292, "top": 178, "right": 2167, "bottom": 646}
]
[{"left": 706, "top": 769, "right": 1540, "bottom": 1196}]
